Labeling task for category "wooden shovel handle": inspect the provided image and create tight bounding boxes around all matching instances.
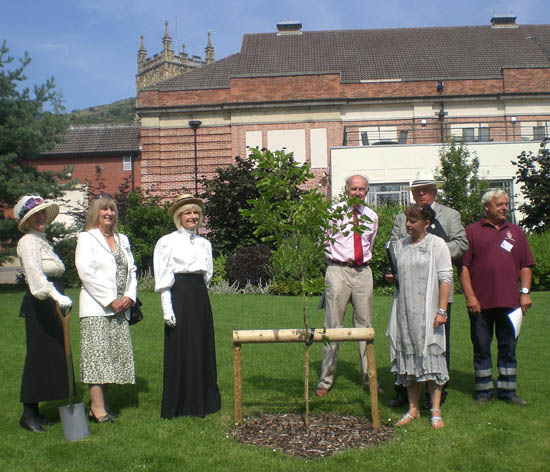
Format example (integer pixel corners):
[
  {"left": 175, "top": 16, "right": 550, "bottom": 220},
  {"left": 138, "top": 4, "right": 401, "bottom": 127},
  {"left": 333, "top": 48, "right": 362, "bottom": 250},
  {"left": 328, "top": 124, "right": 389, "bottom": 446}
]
[{"left": 55, "top": 303, "right": 72, "bottom": 356}]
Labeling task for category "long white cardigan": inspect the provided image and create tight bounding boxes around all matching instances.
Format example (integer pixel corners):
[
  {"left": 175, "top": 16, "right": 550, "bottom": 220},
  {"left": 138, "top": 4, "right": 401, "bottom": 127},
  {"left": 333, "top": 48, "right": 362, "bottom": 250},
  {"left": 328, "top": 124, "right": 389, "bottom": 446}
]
[{"left": 75, "top": 228, "right": 137, "bottom": 318}]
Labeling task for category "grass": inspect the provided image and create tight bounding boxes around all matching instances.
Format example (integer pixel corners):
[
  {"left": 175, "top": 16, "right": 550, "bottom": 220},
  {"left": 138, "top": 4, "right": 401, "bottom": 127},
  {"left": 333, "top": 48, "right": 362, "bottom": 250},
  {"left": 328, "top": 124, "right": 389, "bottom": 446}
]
[{"left": 1, "top": 287, "right": 549, "bottom": 471}]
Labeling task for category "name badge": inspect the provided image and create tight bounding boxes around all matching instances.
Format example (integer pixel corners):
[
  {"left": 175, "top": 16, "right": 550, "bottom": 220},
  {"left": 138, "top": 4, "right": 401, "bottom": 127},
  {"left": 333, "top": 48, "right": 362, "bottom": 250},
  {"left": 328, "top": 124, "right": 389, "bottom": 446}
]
[{"left": 500, "top": 240, "right": 513, "bottom": 252}]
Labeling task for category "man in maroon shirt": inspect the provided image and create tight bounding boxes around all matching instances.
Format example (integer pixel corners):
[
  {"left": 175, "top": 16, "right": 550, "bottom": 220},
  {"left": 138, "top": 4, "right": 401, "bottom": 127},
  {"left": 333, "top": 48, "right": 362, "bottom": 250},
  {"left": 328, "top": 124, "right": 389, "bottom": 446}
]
[{"left": 460, "top": 189, "right": 535, "bottom": 406}]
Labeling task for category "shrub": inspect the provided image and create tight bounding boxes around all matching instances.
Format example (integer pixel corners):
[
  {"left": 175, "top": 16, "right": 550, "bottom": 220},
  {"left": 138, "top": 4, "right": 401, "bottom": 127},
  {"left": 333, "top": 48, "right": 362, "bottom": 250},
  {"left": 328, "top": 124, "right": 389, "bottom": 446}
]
[
  {"left": 211, "top": 254, "right": 228, "bottom": 287},
  {"left": 528, "top": 231, "right": 550, "bottom": 290},
  {"left": 53, "top": 235, "right": 79, "bottom": 288},
  {"left": 369, "top": 203, "right": 403, "bottom": 293},
  {"left": 119, "top": 192, "right": 173, "bottom": 272},
  {"left": 200, "top": 156, "right": 262, "bottom": 254},
  {"left": 226, "top": 244, "right": 272, "bottom": 288},
  {"left": 137, "top": 268, "right": 155, "bottom": 291}
]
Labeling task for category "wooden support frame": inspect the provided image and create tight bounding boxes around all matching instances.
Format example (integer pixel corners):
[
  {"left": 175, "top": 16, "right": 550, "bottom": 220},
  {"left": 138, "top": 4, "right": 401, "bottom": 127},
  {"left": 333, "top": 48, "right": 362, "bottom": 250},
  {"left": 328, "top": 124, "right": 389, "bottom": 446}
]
[{"left": 233, "top": 327, "right": 380, "bottom": 428}]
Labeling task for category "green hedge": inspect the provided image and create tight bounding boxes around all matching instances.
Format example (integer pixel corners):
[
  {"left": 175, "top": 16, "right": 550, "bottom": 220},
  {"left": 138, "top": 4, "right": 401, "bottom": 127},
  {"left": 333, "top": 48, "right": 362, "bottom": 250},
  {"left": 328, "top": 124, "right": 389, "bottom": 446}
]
[{"left": 528, "top": 231, "right": 550, "bottom": 290}]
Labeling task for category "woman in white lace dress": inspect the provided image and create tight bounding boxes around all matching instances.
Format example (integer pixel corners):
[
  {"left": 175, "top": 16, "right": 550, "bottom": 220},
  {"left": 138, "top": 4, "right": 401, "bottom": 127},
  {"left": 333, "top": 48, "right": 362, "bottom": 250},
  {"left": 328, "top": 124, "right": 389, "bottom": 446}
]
[
  {"left": 386, "top": 204, "right": 452, "bottom": 429},
  {"left": 15, "top": 195, "right": 73, "bottom": 432}
]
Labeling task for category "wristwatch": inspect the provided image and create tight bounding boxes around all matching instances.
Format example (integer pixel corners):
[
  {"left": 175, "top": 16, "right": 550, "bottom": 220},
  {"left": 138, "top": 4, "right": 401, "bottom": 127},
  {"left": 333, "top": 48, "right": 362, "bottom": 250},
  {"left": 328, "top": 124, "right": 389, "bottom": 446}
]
[{"left": 520, "top": 287, "right": 530, "bottom": 295}]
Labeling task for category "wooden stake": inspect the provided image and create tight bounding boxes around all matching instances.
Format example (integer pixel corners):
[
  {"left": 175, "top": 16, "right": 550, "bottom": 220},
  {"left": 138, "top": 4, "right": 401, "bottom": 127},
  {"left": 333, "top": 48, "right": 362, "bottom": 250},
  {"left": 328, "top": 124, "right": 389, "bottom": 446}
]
[
  {"left": 366, "top": 342, "right": 380, "bottom": 427},
  {"left": 233, "top": 343, "right": 243, "bottom": 425},
  {"left": 232, "top": 327, "right": 380, "bottom": 428},
  {"left": 233, "top": 327, "right": 374, "bottom": 344}
]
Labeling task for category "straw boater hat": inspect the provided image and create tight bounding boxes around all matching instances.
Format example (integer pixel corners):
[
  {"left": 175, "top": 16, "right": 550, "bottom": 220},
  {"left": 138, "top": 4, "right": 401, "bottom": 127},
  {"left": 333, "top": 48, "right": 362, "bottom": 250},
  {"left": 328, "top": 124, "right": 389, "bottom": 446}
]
[
  {"left": 168, "top": 194, "right": 204, "bottom": 217},
  {"left": 405, "top": 170, "right": 443, "bottom": 190},
  {"left": 14, "top": 195, "right": 59, "bottom": 233}
]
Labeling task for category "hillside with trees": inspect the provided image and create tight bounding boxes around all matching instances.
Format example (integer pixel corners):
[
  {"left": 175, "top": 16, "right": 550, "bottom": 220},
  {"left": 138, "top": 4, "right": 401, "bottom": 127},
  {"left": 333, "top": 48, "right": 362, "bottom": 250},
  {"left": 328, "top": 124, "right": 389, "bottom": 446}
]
[{"left": 68, "top": 97, "right": 136, "bottom": 124}]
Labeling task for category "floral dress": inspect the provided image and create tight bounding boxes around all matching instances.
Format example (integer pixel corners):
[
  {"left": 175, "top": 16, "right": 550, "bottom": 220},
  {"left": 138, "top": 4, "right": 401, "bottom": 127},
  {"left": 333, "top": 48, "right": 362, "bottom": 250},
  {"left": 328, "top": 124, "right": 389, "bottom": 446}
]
[{"left": 80, "top": 235, "right": 135, "bottom": 385}]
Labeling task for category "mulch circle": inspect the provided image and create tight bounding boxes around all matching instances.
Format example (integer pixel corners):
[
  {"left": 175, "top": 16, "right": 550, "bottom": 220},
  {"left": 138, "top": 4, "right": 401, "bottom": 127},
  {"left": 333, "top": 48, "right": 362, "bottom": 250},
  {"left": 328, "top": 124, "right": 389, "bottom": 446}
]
[{"left": 233, "top": 413, "right": 394, "bottom": 458}]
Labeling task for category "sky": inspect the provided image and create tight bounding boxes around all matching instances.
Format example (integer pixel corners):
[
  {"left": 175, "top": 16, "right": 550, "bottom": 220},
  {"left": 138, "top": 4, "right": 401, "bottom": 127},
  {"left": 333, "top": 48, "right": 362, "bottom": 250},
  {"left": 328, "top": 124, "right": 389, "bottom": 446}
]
[{"left": 2, "top": 0, "right": 549, "bottom": 113}]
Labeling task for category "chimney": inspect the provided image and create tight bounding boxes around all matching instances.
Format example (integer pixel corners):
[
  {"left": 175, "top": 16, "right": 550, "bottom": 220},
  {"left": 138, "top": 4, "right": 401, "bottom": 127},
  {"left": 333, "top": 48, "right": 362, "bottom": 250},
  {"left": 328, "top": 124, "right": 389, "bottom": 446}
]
[
  {"left": 276, "top": 21, "right": 302, "bottom": 35},
  {"left": 490, "top": 15, "right": 518, "bottom": 28}
]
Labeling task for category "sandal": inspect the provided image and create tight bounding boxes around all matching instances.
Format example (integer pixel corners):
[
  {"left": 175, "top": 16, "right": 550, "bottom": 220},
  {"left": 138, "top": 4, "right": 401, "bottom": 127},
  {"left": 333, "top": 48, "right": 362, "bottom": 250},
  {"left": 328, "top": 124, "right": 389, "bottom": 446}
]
[
  {"left": 396, "top": 411, "right": 419, "bottom": 427},
  {"left": 430, "top": 408, "right": 445, "bottom": 430}
]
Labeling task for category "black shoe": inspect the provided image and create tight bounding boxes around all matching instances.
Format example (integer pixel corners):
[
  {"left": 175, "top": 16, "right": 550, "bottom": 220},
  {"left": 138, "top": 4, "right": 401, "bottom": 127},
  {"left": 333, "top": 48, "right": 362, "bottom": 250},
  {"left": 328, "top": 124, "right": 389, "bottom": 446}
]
[
  {"left": 20, "top": 416, "right": 46, "bottom": 432},
  {"left": 36, "top": 415, "right": 54, "bottom": 426},
  {"left": 89, "top": 410, "right": 114, "bottom": 423},
  {"left": 105, "top": 407, "right": 120, "bottom": 419},
  {"left": 476, "top": 396, "right": 490, "bottom": 404},
  {"left": 502, "top": 396, "right": 527, "bottom": 407},
  {"left": 386, "top": 394, "right": 408, "bottom": 407}
]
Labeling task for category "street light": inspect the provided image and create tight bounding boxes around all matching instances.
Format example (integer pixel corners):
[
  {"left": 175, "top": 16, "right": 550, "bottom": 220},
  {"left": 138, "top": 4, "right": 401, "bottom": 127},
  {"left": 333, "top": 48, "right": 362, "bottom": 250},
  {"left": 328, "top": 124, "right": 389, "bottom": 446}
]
[{"left": 189, "top": 120, "right": 202, "bottom": 196}]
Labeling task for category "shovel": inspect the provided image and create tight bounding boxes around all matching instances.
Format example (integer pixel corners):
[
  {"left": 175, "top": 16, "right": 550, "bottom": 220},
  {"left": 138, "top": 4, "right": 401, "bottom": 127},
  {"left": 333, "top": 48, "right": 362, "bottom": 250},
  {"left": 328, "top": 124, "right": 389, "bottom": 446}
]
[{"left": 56, "top": 303, "right": 90, "bottom": 441}]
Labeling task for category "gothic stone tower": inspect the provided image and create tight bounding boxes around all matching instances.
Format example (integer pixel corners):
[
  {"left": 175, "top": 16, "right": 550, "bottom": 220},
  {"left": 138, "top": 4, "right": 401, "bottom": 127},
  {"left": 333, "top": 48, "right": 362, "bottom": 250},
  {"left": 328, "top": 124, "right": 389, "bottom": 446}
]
[{"left": 136, "top": 21, "right": 215, "bottom": 97}]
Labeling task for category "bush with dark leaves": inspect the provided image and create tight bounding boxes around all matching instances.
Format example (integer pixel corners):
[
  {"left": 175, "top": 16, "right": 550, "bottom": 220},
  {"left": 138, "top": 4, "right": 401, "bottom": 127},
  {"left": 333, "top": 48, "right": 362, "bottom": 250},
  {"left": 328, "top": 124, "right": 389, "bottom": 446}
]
[{"left": 226, "top": 245, "right": 272, "bottom": 288}]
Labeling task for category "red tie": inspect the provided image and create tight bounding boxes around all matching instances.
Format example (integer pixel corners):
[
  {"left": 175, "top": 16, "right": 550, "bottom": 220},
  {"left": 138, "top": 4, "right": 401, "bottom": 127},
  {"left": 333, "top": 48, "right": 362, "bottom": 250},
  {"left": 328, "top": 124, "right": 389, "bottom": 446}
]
[{"left": 353, "top": 209, "right": 363, "bottom": 266}]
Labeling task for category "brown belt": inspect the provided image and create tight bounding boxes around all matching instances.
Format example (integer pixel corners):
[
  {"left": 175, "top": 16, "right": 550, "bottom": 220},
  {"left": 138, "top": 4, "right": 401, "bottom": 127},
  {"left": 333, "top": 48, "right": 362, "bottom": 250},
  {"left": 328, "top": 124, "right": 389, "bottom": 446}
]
[{"left": 329, "top": 259, "right": 369, "bottom": 268}]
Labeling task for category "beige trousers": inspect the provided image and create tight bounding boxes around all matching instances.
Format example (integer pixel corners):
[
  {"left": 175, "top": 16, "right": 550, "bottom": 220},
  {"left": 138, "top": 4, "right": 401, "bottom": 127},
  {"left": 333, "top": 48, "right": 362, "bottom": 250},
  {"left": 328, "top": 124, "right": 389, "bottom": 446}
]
[{"left": 317, "top": 263, "right": 373, "bottom": 390}]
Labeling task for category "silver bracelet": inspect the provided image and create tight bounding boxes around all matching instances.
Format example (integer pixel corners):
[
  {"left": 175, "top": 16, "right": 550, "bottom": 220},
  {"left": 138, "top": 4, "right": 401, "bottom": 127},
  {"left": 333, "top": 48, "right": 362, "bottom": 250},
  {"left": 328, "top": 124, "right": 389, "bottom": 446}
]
[{"left": 437, "top": 308, "right": 448, "bottom": 317}]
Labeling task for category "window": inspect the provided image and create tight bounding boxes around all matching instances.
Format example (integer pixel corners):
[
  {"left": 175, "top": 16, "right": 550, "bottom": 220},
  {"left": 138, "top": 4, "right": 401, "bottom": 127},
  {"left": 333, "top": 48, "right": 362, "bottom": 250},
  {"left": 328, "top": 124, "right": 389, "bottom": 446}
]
[
  {"left": 478, "top": 127, "right": 491, "bottom": 142},
  {"left": 462, "top": 128, "right": 475, "bottom": 142},
  {"left": 366, "top": 183, "right": 410, "bottom": 207},
  {"left": 358, "top": 126, "right": 397, "bottom": 145},
  {"left": 533, "top": 126, "right": 546, "bottom": 141},
  {"left": 451, "top": 124, "right": 491, "bottom": 142},
  {"left": 123, "top": 155, "right": 132, "bottom": 171},
  {"left": 488, "top": 179, "right": 516, "bottom": 223},
  {"left": 520, "top": 122, "right": 548, "bottom": 141}
]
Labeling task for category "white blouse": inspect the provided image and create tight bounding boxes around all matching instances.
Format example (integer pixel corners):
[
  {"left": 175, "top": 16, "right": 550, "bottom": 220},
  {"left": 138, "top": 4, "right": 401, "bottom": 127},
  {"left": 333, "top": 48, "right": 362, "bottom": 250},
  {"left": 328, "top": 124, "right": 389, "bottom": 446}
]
[
  {"left": 17, "top": 229, "right": 65, "bottom": 300},
  {"left": 153, "top": 228, "right": 213, "bottom": 318}
]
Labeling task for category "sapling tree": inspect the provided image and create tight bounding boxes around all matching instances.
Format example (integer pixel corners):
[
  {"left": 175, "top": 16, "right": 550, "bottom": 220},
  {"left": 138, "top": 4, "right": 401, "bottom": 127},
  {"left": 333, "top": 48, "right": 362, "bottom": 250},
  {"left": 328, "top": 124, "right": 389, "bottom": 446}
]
[{"left": 242, "top": 148, "right": 371, "bottom": 426}]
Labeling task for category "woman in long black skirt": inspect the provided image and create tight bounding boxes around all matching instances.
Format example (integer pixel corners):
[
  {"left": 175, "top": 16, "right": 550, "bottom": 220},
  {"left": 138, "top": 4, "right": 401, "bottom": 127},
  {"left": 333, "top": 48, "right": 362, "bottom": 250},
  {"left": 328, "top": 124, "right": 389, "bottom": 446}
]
[
  {"left": 14, "top": 195, "right": 74, "bottom": 432},
  {"left": 153, "top": 194, "right": 221, "bottom": 418}
]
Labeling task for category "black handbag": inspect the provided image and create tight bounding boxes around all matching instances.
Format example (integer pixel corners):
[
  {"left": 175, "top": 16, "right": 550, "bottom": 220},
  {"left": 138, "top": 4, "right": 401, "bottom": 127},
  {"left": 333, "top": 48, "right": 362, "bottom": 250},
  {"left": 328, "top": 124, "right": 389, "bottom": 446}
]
[{"left": 128, "top": 297, "right": 143, "bottom": 325}]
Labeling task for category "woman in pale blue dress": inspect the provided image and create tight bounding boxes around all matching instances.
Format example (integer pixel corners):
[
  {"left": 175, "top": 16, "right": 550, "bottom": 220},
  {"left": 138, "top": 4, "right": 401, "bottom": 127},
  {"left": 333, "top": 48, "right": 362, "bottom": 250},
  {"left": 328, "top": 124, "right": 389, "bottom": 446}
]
[{"left": 386, "top": 204, "right": 452, "bottom": 429}]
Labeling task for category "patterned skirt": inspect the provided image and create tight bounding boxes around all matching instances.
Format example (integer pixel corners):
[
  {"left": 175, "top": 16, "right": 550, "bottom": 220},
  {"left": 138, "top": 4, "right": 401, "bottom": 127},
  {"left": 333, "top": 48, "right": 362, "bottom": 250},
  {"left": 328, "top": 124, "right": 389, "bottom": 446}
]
[{"left": 80, "top": 315, "right": 135, "bottom": 384}]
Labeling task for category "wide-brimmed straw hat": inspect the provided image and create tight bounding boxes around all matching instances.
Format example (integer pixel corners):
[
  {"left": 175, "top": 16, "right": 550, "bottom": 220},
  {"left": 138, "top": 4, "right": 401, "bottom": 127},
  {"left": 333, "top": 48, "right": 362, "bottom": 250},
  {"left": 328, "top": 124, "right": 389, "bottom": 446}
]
[
  {"left": 168, "top": 194, "right": 204, "bottom": 217},
  {"left": 14, "top": 195, "right": 59, "bottom": 233},
  {"left": 404, "top": 170, "right": 443, "bottom": 190}
]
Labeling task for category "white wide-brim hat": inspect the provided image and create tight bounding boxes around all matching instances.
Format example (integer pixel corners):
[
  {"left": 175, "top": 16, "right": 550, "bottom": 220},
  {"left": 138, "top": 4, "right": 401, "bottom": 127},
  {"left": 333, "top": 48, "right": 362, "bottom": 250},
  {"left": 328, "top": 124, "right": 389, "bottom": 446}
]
[
  {"left": 404, "top": 170, "right": 443, "bottom": 190},
  {"left": 14, "top": 195, "right": 59, "bottom": 233},
  {"left": 168, "top": 194, "right": 204, "bottom": 217}
]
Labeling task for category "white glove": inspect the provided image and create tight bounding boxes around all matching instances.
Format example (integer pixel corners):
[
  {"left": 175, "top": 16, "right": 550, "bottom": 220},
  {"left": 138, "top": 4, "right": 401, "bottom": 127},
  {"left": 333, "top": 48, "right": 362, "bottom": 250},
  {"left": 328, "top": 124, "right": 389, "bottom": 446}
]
[
  {"left": 160, "top": 289, "right": 176, "bottom": 327},
  {"left": 163, "top": 312, "right": 176, "bottom": 328},
  {"left": 51, "top": 290, "right": 73, "bottom": 309}
]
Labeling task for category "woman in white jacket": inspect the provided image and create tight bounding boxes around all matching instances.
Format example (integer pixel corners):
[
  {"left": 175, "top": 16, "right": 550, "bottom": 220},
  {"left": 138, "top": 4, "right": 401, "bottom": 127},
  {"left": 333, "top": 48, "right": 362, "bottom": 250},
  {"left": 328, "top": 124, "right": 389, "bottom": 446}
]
[{"left": 75, "top": 195, "right": 137, "bottom": 424}]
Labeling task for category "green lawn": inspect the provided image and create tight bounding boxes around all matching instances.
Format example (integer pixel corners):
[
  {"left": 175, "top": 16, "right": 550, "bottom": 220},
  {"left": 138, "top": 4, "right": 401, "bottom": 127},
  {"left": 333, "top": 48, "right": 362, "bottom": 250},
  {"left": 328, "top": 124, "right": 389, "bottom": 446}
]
[{"left": 1, "top": 288, "right": 549, "bottom": 471}]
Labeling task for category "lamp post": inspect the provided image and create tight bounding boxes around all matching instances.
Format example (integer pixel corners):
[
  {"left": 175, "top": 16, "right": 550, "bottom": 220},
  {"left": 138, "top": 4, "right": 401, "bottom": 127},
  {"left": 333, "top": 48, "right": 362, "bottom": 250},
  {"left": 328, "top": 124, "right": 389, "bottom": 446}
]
[{"left": 189, "top": 120, "right": 202, "bottom": 196}]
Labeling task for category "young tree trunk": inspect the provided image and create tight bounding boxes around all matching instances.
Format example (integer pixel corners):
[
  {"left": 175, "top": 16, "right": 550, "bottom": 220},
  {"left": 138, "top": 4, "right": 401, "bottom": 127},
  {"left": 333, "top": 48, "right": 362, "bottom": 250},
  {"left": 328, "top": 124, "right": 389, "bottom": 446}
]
[{"left": 305, "top": 346, "right": 310, "bottom": 428}]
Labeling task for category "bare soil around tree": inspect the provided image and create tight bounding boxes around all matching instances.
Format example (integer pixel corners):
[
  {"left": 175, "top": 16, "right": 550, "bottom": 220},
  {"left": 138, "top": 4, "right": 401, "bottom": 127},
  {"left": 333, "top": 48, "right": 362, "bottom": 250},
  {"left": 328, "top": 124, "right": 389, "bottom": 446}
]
[{"left": 234, "top": 413, "right": 394, "bottom": 458}]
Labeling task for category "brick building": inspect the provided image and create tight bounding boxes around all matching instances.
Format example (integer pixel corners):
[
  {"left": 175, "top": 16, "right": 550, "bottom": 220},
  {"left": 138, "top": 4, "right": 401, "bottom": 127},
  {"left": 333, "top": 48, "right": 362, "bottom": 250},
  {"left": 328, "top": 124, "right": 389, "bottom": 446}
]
[
  {"left": 35, "top": 124, "right": 141, "bottom": 224},
  {"left": 136, "top": 17, "right": 550, "bottom": 209}
]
